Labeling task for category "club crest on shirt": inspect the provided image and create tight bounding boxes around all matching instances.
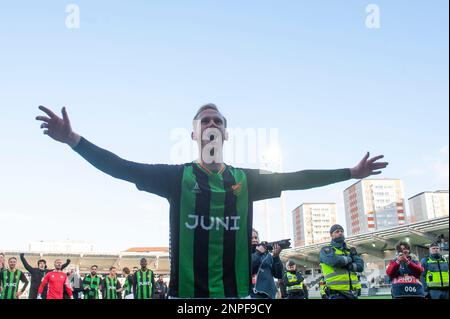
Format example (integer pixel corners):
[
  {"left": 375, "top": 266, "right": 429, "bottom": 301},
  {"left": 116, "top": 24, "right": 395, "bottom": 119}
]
[{"left": 231, "top": 182, "right": 243, "bottom": 196}]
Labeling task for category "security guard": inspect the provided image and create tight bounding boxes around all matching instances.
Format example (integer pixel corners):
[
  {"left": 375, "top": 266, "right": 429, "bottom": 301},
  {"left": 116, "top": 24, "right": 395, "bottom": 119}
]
[
  {"left": 421, "top": 242, "right": 449, "bottom": 299},
  {"left": 319, "top": 275, "right": 329, "bottom": 299},
  {"left": 282, "top": 260, "right": 307, "bottom": 299},
  {"left": 319, "top": 224, "right": 364, "bottom": 299}
]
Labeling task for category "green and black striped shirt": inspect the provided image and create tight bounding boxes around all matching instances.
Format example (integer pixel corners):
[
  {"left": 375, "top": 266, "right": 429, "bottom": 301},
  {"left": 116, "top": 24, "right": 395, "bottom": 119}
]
[
  {"left": 74, "top": 137, "right": 351, "bottom": 298},
  {"left": 132, "top": 269, "right": 154, "bottom": 299},
  {"left": 0, "top": 269, "right": 29, "bottom": 299},
  {"left": 83, "top": 274, "right": 102, "bottom": 299},
  {"left": 101, "top": 276, "right": 121, "bottom": 299}
]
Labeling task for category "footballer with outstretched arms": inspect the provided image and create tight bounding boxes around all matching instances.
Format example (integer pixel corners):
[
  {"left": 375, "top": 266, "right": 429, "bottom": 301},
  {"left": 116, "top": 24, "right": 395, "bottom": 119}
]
[{"left": 36, "top": 104, "right": 388, "bottom": 298}]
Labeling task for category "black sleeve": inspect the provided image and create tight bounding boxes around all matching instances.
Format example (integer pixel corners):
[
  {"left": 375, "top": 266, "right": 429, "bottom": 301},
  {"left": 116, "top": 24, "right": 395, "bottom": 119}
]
[
  {"left": 244, "top": 168, "right": 351, "bottom": 202},
  {"left": 73, "top": 137, "right": 180, "bottom": 199},
  {"left": 20, "top": 272, "right": 29, "bottom": 292},
  {"left": 61, "top": 259, "right": 71, "bottom": 271},
  {"left": 272, "top": 256, "right": 284, "bottom": 279},
  {"left": 152, "top": 273, "right": 156, "bottom": 299},
  {"left": 251, "top": 252, "right": 263, "bottom": 275},
  {"left": 99, "top": 279, "right": 105, "bottom": 296},
  {"left": 131, "top": 274, "right": 137, "bottom": 296},
  {"left": 19, "top": 254, "right": 34, "bottom": 273}
]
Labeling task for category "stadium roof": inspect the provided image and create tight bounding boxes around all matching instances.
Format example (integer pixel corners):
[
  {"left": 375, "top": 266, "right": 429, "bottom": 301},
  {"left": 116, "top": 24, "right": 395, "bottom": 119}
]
[
  {"left": 281, "top": 216, "right": 449, "bottom": 267},
  {"left": 124, "top": 247, "right": 169, "bottom": 253}
]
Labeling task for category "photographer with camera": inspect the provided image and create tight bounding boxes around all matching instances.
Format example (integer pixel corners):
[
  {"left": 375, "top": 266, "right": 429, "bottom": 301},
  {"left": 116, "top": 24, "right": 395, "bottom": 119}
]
[
  {"left": 250, "top": 229, "right": 284, "bottom": 299},
  {"left": 319, "top": 224, "right": 364, "bottom": 299}
]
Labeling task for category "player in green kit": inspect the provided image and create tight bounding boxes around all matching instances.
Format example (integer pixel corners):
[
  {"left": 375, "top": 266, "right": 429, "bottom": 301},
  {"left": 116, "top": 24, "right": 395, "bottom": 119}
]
[
  {"left": 36, "top": 104, "right": 388, "bottom": 298},
  {"left": 131, "top": 258, "right": 154, "bottom": 299},
  {"left": 101, "top": 266, "right": 122, "bottom": 299},
  {"left": 83, "top": 265, "right": 102, "bottom": 299},
  {"left": 0, "top": 257, "right": 29, "bottom": 299}
]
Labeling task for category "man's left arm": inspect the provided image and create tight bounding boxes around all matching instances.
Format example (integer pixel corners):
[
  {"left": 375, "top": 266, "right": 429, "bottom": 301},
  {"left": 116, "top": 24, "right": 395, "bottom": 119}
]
[
  {"left": 247, "top": 153, "right": 388, "bottom": 202},
  {"left": 279, "top": 153, "right": 388, "bottom": 191}
]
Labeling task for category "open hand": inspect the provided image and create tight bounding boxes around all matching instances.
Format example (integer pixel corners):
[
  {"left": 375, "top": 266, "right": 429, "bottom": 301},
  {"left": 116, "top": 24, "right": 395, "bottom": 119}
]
[
  {"left": 350, "top": 152, "right": 388, "bottom": 179},
  {"left": 36, "top": 106, "right": 80, "bottom": 147}
]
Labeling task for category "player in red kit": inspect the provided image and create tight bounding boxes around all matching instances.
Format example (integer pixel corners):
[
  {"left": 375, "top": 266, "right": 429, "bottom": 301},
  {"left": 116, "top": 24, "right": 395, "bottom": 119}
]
[{"left": 37, "top": 259, "right": 73, "bottom": 300}]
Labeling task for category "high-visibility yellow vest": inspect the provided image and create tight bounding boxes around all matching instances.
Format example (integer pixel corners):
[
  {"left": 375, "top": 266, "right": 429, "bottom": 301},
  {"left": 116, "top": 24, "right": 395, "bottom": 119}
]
[
  {"left": 285, "top": 273, "right": 304, "bottom": 292},
  {"left": 425, "top": 257, "right": 449, "bottom": 288},
  {"left": 320, "top": 245, "right": 361, "bottom": 291},
  {"left": 319, "top": 279, "right": 327, "bottom": 296}
]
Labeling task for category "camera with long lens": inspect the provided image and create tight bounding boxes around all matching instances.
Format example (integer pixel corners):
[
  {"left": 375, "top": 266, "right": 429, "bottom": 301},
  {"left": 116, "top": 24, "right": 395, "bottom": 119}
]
[{"left": 259, "top": 239, "right": 291, "bottom": 252}]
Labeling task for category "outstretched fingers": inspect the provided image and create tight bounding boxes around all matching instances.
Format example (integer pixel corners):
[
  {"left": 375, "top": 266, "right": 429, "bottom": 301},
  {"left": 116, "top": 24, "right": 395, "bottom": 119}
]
[
  {"left": 36, "top": 116, "right": 52, "bottom": 123},
  {"left": 38, "top": 105, "right": 58, "bottom": 119},
  {"left": 61, "top": 106, "right": 70, "bottom": 124},
  {"left": 368, "top": 155, "right": 384, "bottom": 164},
  {"left": 361, "top": 152, "right": 370, "bottom": 163},
  {"left": 371, "top": 162, "right": 389, "bottom": 169}
]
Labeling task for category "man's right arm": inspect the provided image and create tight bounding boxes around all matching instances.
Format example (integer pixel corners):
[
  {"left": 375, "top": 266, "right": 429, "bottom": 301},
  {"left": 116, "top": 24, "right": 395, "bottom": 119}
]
[
  {"left": 19, "top": 253, "right": 34, "bottom": 273},
  {"left": 36, "top": 106, "right": 174, "bottom": 199},
  {"left": 73, "top": 138, "right": 173, "bottom": 198}
]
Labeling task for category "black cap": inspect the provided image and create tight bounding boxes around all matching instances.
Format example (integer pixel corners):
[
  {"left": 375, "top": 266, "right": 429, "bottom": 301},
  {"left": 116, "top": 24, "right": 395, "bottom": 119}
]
[
  {"left": 287, "top": 260, "right": 296, "bottom": 267},
  {"left": 430, "top": 242, "right": 440, "bottom": 248},
  {"left": 330, "top": 224, "right": 344, "bottom": 234}
]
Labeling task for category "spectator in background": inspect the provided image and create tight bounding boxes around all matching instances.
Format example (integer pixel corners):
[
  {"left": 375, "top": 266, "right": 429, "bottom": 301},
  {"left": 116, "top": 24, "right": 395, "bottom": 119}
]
[
  {"left": 154, "top": 274, "right": 168, "bottom": 299},
  {"left": 386, "top": 241, "right": 424, "bottom": 299},
  {"left": 68, "top": 267, "right": 83, "bottom": 299}
]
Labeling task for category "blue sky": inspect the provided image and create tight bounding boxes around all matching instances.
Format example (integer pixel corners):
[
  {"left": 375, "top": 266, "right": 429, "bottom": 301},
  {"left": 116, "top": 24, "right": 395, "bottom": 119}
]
[{"left": 0, "top": 0, "right": 448, "bottom": 252}]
